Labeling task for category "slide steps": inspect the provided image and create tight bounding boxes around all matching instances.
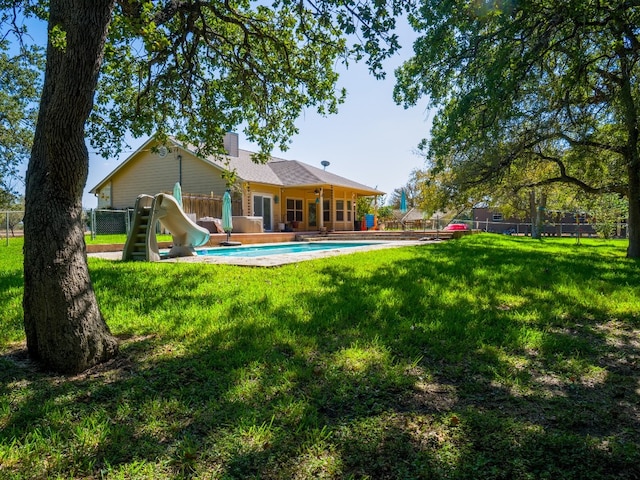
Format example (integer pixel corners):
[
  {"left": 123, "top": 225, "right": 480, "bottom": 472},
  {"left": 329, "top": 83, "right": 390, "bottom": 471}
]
[{"left": 122, "top": 193, "right": 209, "bottom": 262}]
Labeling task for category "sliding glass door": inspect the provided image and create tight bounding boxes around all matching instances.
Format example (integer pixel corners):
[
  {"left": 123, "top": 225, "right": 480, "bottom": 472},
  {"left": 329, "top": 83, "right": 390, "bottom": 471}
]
[{"left": 253, "top": 195, "right": 273, "bottom": 231}]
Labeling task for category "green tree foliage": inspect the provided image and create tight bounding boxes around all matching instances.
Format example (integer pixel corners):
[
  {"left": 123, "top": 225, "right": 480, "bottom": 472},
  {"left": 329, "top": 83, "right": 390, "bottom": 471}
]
[
  {"left": 582, "top": 192, "right": 629, "bottom": 239},
  {"left": 377, "top": 204, "right": 393, "bottom": 222},
  {"left": 389, "top": 168, "right": 421, "bottom": 209},
  {"left": 356, "top": 195, "right": 373, "bottom": 218},
  {"left": 87, "top": 0, "right": 409, "bottom": 159},
  {"left": 1, "top": 0, "right": 410, "bottom": 373},
  {"left": 0, "top": 42, "right": 42, "bottom": 203},
  {"left": 395, "top": 1, "right": 640, "bottom": 256}
]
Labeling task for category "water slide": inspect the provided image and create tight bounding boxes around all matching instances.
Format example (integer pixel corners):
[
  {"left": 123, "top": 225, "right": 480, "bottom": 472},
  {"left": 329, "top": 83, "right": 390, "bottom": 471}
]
[{"left": 122, "top": 193, "right": 210, "bottom": 261}]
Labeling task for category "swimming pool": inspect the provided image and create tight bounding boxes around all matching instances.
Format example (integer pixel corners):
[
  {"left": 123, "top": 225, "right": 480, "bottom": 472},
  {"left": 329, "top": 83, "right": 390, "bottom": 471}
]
[{"left": 197, "top": 241, "right": 384, "bottom": 258}]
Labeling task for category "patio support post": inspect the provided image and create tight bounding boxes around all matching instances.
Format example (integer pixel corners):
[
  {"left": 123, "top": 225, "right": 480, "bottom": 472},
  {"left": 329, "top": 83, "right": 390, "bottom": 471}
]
[
  {"left": 319, "top": 188, "right": 324, "bottom": 229},
  {"left": 330, "top": 186, "right": 334, "bottom": 230}
]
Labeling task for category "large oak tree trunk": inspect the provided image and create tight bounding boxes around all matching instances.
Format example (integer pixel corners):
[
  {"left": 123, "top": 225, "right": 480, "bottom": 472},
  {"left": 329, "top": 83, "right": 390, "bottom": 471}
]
[
  {"left": 626, "top": 162, "right": 640, "bottom": 258},
  {"left": 23, "top": 0, "right": 118, "bottom": 373},
  {"left": 623, "top": 91, "right": 640, "bottom": 258},
  {"left": 618, "top": 46, "right": 640, "bottom": 258},
  {"left": 529, "top": 189, "right": 546, "bottom": 239}
]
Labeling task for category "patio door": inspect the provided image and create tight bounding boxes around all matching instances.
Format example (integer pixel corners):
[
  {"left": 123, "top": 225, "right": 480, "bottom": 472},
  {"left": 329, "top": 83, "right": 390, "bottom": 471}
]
[
  {"left": 307, "top": 200, "right": 317, "bottom": 228},
  {"left": 253, "top": 195, "right": 273, "bottom": 231}
]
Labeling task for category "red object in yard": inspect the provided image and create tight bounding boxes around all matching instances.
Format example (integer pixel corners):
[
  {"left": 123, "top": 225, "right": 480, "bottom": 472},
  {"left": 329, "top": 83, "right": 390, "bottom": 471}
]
[
  {"left": 361, "top": 217, "right": 366, "bottom": 230},
  {"left": 444, "top": 223, "right": 469, "bottom": 231}
]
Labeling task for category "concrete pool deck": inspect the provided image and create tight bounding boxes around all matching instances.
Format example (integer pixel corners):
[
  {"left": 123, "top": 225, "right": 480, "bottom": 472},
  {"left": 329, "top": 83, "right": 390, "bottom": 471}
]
[{"left": 88, "top": 239, "right": 442, "bottom": 267}]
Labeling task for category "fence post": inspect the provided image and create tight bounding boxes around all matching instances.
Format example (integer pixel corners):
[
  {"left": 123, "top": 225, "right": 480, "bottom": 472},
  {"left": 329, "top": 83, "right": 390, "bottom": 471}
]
[
  {"left": 126, "top": 208, "right": 131, "bottom": 234},
  {"left": 91, "top": 209, "right": 96, "bottom": 240}
]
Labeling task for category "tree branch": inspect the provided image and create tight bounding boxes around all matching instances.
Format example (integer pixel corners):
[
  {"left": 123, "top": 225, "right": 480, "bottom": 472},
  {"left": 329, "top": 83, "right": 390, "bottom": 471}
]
[
  {"left": 526, "top": 150, "right": 627, "bottom": 195},
  {"left": 558, "top": 132, "right": 627, "bottom": 155}
]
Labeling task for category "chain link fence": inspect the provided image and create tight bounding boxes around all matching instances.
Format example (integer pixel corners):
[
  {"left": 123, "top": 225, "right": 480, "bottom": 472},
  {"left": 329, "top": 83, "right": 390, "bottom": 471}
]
[
  {"left": 88, "top": 208, "right": 133, "bottom": 238},
  {"left": 86, "top": 194, "right": 236, "bottom": 239},
  {"left": 1, "top": 210, "right": 24, "bottom": 245},
  {"left": 88, "top": 208, "right": 182, "bottom": 238},
  {"left": 2, "top": 209, "right": 136, "bottom": 245},
  {"left": 4, "top": 209, "right": 629, "bottom": 244},
  {"left": 473, "top": 219, "right": 628, "bottom": 238}
]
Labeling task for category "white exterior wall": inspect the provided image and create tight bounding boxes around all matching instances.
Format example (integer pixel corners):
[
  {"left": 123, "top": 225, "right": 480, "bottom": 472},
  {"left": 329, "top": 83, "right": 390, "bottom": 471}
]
[{"left": 181, "top": 152, "right": 227, "bottom": 196}]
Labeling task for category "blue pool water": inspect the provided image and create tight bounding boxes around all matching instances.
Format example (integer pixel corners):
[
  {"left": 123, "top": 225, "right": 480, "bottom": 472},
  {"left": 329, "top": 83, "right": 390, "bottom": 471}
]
[{"left": 197, "top": 241, "right": 382, "bottom": 258}]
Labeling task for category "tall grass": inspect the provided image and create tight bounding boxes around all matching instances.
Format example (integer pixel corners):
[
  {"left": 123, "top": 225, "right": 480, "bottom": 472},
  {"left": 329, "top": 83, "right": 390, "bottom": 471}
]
[{"left": 1, "top": 234, "right": 639, "bottom": 479}]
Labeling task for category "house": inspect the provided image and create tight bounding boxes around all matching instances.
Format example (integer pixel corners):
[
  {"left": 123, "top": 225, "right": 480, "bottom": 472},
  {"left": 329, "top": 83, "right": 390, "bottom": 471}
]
[
  {"left": 89, "top": 133, "right": 384, "bottom": 232},
  {"left": 383, "top": 208, "right": 454, "bottom": 231},
  {"left": 386, "top": 208, "right": 427, "bottom": 230}
]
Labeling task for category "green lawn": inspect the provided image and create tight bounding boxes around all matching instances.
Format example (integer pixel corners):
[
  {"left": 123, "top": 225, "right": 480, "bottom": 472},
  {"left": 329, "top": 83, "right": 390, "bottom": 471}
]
[
  {"left": 84, "top": 233, "right": 173, "bottom": 245},
  {"left": 1, "top": 234, "right": 639, "bottom": 479}
]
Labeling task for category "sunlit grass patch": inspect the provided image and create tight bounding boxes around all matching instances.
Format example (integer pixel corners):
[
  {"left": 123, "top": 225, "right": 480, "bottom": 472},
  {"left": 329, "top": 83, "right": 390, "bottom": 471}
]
[
  {"left": 85, "top": 233, "right": 172, "bottom": 245},
  {"left": 290, "top": 436, "right": 343, "bottom": 480},
  {"left": 2, "top": 234, "right": 640, "bottom": 478}
]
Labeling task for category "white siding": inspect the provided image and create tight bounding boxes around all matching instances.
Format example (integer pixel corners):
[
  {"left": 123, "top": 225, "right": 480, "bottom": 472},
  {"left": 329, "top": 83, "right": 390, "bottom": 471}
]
[
  {"left": 181, "top": 152, "right": 227, "bottom": 195},
  {"left": 108, "top": 148, "right": 226, "bottom": 208}
]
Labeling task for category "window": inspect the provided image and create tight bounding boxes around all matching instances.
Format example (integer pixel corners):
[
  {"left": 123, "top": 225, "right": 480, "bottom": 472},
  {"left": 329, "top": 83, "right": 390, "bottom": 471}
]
[
  {"left": 336, "top": 200, "right": 344, "bottom": 221},
  {"left": 286, "top": 198, "right": 303, "bottom": 222},
  {"left": 347, "top": 200, "right": 352, "bottom": 221},
  {"left": 492, "top": 213, "right": 503, "bottom": 221},
  {"left": 323, "top": 199, "right": 330, "bottom": 222}
]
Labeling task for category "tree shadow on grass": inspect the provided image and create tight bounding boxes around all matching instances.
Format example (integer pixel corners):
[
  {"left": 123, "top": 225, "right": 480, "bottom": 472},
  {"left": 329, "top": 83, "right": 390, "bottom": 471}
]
[{"left": 1, "top": 236, "right": 639, "bottom": 478}]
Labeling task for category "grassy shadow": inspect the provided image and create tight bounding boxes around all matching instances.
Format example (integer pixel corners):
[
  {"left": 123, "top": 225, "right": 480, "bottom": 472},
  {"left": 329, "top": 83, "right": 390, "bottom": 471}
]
[{"left": 1, "top": 235, "right": 639, "bottom": 478}]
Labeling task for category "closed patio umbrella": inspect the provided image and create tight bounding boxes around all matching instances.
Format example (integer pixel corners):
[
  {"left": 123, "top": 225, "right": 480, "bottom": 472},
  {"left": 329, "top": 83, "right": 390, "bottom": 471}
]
[
  {"left": 222, "top": 189, "right": 233, "bottom": 243},
  {"left": 173, "top": 182, "right": 182, "bottom": 209}
]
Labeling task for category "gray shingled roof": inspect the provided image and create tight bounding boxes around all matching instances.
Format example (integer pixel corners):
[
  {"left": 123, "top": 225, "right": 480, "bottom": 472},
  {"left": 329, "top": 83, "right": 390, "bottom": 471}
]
[
  {"left": 197, "top": 146, "right": 382, "bottom": 194},
  {"left": 268, "top": 159, "right": 381, "bottom": 192},
  {"left": 204, "top": 149, "right": 285, "bottom": 186},
  {"left": 90, "top": 135, "right": 384, "bottom": 195}
]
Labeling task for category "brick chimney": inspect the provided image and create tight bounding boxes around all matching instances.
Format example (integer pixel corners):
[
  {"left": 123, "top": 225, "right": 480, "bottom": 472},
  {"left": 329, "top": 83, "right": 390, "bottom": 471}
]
[{"left": 223, "top": 132, "right": 239, "bottom": 157}]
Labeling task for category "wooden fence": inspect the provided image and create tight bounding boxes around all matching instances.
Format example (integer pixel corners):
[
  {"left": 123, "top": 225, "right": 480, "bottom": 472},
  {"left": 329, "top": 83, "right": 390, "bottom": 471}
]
[
  {"left": 171, "top": 193, "right": 243, "bottom": 219},
  {"left": 384, "top": 219, "right": 441, "bottom": 231}
]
